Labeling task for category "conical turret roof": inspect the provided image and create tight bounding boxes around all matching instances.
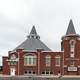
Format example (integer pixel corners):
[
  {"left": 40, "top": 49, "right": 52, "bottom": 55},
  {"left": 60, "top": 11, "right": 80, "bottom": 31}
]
[
  {"left": 66, "top": 19, "right": 76, "bottom": 35},
  {"left": 30, "top": 26, "right": 37, "bottom": 35},
  {"left": 61, "top": 19, "right": 80, "bottom": 40}
]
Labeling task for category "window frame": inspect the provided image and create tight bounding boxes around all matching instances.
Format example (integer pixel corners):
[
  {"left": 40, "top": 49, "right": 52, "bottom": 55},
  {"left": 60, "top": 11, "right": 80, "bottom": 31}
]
[
  {"left": 70, "top": 39, "right": 76, "bottom": 58},
  {"left": 24, "top": 54, "right": 37, "bottom": 66},
  {"left": 45, "top": 55, "right": 51, "bottom": 67},
  {"left": 55, "top": 55, "right": 61, "bottom": 67}
]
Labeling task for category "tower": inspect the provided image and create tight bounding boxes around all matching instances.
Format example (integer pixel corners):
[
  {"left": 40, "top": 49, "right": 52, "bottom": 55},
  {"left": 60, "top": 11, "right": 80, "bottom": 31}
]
[{"left": 61, "top": 19, "right": 80, "bottom": 75}]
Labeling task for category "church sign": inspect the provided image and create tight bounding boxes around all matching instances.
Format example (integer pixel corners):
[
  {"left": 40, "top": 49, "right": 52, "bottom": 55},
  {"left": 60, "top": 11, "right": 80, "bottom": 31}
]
[{"left": 68, "top": 67, "right": 77, "bottom": 71}]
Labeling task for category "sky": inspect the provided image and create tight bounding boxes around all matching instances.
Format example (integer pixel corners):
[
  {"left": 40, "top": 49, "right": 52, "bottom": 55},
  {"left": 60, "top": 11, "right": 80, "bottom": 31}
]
[{"left": 0, "top": 0, "right": 80, "bottom": 65}]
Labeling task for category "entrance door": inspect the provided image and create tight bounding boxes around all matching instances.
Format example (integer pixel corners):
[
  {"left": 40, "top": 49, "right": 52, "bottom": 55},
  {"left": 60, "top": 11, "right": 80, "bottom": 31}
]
[{"left": 10, "top": 68, "right": 16, "bottom": 76}]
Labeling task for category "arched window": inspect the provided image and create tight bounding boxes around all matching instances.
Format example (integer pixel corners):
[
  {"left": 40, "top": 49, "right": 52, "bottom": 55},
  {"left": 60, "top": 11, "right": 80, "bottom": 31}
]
[
  {"left": 45, "top": 55, "right": 51, "bottom": 66},
  {"left": 55, "top": 55, "right": 61, "bottom": 66},
  {"left": 70, "top": 40, "right": 76, "bottom": 57},
  {"left": 24, "top": 54, "right": 37, "bottom": 66}
]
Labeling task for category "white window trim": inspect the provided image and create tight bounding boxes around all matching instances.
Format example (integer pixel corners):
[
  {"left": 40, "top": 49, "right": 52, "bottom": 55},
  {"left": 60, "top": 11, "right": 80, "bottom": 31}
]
[
  {"left": 55, "top": 56, "right": 61, "bottom": 67},
  {"left": 45, "top": 55, "right": 51, "bottom": 67},
  {"left": 24, "top": 55, "right": 37, "bottom": 66}
]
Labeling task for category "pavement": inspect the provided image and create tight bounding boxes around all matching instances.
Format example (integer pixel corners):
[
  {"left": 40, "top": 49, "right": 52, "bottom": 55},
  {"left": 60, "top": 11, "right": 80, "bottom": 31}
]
[
  {"left": 0, "top": 75, "right": 80, "bottom": 80},
  {"left": 0, "top": 77, "right": 80, "bottom": 80}
]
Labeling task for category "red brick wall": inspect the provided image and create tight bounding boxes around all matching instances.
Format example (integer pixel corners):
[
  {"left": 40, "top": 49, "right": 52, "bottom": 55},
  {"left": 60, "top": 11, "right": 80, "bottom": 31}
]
[
  {"left": 3, "top": 57, "right": 10, "bottom": 75},
  {"left": 40, "top": 52, "right": 63, "bottom": 75},
  {"left": 61, "top": 36, "right": 80, "bottom": 75},
  {"left": 3, "top": 50, "right": 63, "bottom": 75}
]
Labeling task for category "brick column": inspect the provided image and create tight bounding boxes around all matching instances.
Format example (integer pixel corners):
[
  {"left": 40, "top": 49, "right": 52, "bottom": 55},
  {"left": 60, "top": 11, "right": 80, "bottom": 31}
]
[{"left": 37, "top": 49, "right": 43, "bottom": 75}]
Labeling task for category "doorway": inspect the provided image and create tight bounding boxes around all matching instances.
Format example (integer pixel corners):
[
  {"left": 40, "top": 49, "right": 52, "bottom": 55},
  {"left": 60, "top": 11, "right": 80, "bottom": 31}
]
[{"left": 10, "top": 67, "right": 16, "bottom": 76}]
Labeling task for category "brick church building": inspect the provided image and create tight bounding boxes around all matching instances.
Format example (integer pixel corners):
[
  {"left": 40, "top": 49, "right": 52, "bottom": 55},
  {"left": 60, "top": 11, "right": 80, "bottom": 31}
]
[{"left": 3, "top": 20, "right": 80, "bottom": 76}]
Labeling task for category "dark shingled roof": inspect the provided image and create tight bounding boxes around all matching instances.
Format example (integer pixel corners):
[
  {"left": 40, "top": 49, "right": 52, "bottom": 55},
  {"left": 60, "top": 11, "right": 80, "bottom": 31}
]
[
  {"left": 30, "top": 26, "right": 37, "bottom": 35},
  {"left": 61, "top": 19, "right": 80, "bottom": 40},
  {"left": 13, "top": 26, "right": 51, "bottom": 51},
  {"left": 66, "top": 19, "right": 76, "bottom": 35}
]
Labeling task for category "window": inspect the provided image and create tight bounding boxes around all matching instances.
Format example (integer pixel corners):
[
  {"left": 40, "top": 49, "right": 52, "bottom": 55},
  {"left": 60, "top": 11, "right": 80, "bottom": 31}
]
[
  {"left": 70, "top": 43, "right": 75, "bottom": 52},
  {"left": 45, "top": 55, "right": 51, "bottom": 66},
  {"left": 42, "top": 70, "right": 53, "bottom": 75},
  {"left": 55, "top": 55, "right": 61, "bottom": 66},
  {"left": 24, "top": 55, "right": 37, "bottom": 66},
  {"left": 32, "top": 36, "right": 34, "bottom": 38},
  {"left": 10, "top": 54, "right": 16, "bottom": 60},
  {"left": 25, "top": 71, "right": 27, "bottom": 74},
  {"left": 46, "top": 71, "right": 49, "bottom": 74},
  {"left": 70, "top": 52, "right": 74, "bottom": 58},
  {"left": 70, "top": 40, "right": 76, "bottom": 58},
  {"left": 33, "top": 72, "right": 35, "bottom": 74},
  {"left": 50, "top": 72, "right": 53, "bottom": 74},
  {"left": 70, "top": 40, "right": 75, "bottom": 52},
  {"left": 61, "top": 47, "right": 64, "bottom": 51},
  {"left": 29, "top": 71, "right": 31, "bottom": 74},
  {"left": 70, "top": 61, "right": 75, "bottom": 67},
  {"left": 42, "top": 72, "right": 45, "bottom": 74},
  {"left": 24, "top": 70, "right": 36, "bottom": 75}
]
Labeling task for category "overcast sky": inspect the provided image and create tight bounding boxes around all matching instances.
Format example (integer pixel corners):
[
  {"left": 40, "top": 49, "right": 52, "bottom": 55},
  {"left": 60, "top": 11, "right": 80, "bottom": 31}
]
[{"left": 0, "top": 0, "right": 80, "bottom": 65}]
